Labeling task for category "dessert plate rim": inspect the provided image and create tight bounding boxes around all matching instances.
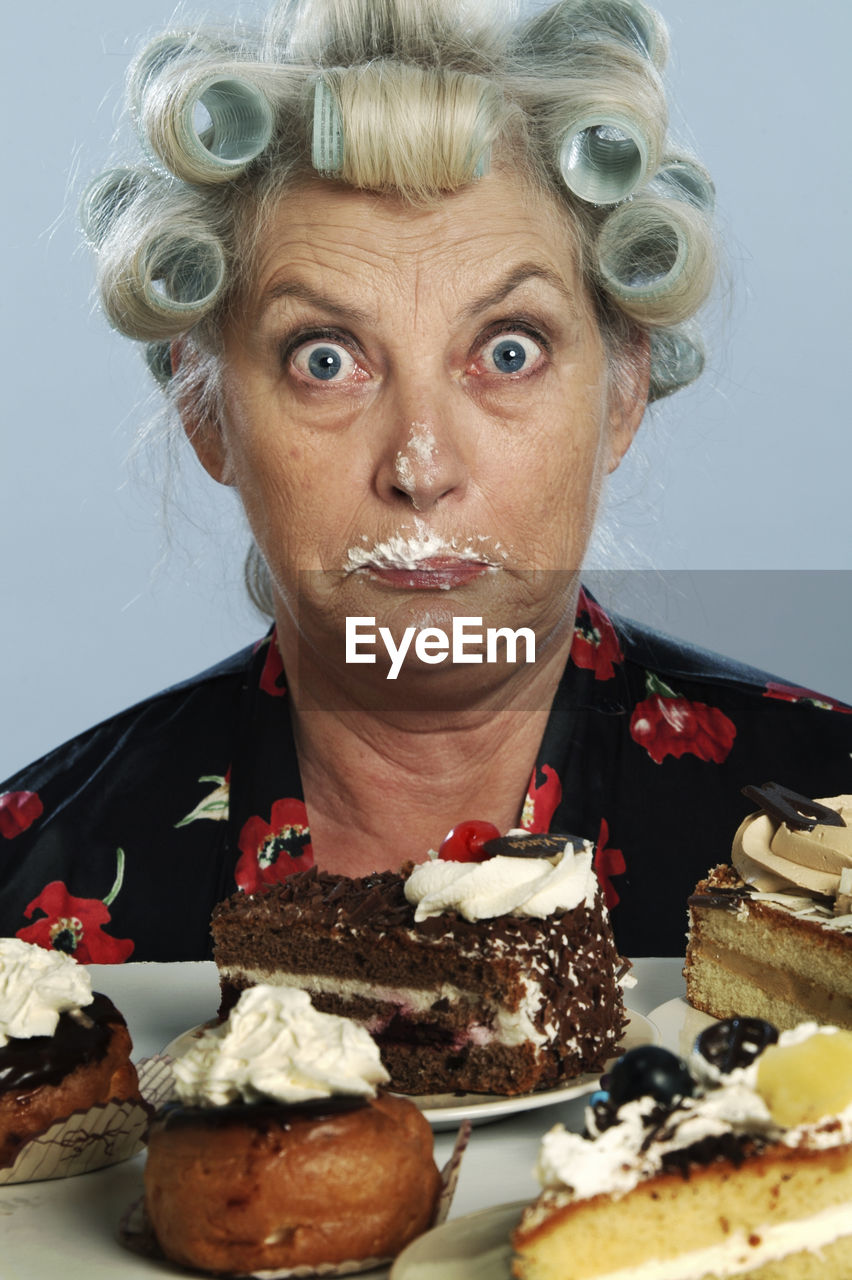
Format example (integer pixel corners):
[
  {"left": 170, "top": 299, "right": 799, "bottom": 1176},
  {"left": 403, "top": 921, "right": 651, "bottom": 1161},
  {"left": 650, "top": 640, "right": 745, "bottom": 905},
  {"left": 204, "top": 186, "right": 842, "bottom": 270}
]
[
  {"left": 389, "top": 1198, "right": 528, "bottom": 1278},
  {"left": 161, "top": 1008, "right": 657, "bottom": 1130},
  {"left": 647, "top": 996, "right": 720, "bottom": 1057}
]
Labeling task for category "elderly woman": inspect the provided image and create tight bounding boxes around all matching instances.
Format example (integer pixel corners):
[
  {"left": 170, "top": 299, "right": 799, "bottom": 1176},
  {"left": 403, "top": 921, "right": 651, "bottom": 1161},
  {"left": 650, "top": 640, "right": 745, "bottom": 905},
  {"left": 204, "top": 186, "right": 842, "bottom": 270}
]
[{"left": 1, "top": 0, "right": 850, "bottom": 961}]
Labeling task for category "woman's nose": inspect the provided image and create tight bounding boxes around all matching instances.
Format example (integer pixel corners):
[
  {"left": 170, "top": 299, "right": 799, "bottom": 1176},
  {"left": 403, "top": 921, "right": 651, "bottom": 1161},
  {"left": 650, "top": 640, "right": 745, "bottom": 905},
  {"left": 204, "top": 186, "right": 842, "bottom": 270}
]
[{"left": 374, "top": 387, "right": 469, "bottom": 512}]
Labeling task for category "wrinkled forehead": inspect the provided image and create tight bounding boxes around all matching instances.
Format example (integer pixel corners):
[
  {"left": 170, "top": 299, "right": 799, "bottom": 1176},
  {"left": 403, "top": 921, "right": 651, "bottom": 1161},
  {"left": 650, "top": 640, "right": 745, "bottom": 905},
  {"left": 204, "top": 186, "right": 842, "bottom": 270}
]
[{"left": 231, "top": 167, "right": 594, "bottom": 328}]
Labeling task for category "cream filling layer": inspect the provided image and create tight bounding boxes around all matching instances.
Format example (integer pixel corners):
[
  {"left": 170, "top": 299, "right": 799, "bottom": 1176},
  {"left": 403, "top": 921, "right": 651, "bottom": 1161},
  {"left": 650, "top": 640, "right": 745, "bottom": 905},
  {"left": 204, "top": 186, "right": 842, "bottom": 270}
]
[
  {"left": 694, "top": 945, "right": 852, "bottom": 1023},
  {"left": 220, "top": 966, "right": 551, "bottom": 1048},
  {"left": 563, "top": 1203, "right": 851, "bottom": 1280}
]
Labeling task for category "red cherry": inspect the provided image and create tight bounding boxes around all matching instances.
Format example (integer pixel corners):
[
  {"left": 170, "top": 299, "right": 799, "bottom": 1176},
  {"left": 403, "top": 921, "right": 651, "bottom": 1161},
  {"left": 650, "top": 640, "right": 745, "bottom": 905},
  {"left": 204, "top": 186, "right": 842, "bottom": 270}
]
[{"left": 438, "top": 820, "right": 501, "bottom": 862}]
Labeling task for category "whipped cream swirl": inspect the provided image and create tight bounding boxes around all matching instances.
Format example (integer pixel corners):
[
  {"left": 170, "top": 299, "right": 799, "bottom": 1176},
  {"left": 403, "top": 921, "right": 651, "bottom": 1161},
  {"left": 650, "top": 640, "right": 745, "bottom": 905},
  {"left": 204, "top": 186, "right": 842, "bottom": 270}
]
[
  {"left": 733, "top": 794, "right": 852, "bottom": 898},
  {"left": 404, "top": 839, "right": 597, "bottom": 922},
  {"left": 173, "top": 986, "right": 390, "bottom": 1107},
  {"left": 0, "top": 938, "right": 93, "bottom": 1047}
]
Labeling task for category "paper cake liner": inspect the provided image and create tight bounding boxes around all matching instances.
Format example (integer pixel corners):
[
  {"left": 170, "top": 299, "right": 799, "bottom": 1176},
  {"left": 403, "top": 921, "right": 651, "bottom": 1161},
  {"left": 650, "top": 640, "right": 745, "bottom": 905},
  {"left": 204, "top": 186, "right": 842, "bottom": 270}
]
[
  {"left": 119, "top": 1114, "right": 472, "bottom": 1278},
  {"left": 0, "top": 1054, "right": 176, "bottom": 1186}
]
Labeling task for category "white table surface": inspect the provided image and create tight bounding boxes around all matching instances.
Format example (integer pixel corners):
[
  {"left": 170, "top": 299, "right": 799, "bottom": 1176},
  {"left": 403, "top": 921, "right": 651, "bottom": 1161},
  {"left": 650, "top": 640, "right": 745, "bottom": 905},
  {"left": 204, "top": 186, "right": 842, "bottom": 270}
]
[{"left": 0, "top": 958, "right": 686, "bottom": 1279}]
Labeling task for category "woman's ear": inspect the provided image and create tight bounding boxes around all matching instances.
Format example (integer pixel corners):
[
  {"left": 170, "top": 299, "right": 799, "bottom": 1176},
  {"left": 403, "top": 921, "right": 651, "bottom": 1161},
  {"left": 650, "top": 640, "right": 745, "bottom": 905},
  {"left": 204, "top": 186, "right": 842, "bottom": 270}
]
[
  {"left": 606, "top": 330, "right": 650, "bottom": 475},
  {"left": 170, "top": 340, "right": 235, "bottom": 487}
]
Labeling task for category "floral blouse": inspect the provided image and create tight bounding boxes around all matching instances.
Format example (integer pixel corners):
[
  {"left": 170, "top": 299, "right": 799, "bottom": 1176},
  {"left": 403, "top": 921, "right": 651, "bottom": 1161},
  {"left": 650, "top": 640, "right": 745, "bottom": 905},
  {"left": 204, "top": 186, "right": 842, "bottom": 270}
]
[{"left": 2, "top": 589, "right": 851, "bottom": 960}]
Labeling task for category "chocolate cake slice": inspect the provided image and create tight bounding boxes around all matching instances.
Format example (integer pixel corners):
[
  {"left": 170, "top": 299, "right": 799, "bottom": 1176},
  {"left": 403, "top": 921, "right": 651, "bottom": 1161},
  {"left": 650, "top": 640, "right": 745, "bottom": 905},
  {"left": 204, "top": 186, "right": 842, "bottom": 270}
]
[{"left": 211, "top": 852, "right": 629, "bottom": 1097}]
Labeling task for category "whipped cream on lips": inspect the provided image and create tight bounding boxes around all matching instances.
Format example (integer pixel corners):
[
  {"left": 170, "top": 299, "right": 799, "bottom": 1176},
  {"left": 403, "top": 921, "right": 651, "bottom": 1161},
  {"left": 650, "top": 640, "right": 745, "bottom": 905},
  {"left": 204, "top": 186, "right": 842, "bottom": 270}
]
[
  {"left": 173, "top": 985, "right": 389, "bottom": 1107},
  {"left": 733, "top": 788, "right": 852, "bottom": 898},
  {"left": 0, "top": 938, "right": 93, "bottom": 1046},
  {"left": 344, "top": 517, "right": 506, "bottom": 589}
]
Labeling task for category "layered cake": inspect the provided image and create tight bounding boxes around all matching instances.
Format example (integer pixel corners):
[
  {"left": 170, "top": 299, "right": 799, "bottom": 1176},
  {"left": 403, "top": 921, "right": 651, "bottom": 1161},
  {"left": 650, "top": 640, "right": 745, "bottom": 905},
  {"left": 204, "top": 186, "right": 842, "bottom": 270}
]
[
  {"left": 685, "top": 783, "right": 852, "bottom": 1031},
  {"left": 145, "top": 985, "right": 441, "bottom": 1273},
  {"left": 512, "top": 1018, "right": 852, "bottom": 1279},
  {"left": 212, "top": 832, "right": 630, "bottom": 1095},
  {"left": 0, "top": 938, "right": 140, "bottom": 1166}
]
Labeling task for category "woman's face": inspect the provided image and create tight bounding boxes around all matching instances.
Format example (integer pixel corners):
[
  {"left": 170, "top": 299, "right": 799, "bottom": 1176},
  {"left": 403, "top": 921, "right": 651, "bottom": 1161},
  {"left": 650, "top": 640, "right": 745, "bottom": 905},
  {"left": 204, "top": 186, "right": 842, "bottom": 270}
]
[{"left": 188, "top": 171, "right": 646, "bottom": 691}]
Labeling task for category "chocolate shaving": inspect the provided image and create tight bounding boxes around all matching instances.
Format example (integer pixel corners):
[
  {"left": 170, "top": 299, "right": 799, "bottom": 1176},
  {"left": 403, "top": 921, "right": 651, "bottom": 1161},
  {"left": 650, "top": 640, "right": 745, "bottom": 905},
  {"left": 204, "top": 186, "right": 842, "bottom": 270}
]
[{"left": 741, "top": 782, "right": 845, "bottom": 831}]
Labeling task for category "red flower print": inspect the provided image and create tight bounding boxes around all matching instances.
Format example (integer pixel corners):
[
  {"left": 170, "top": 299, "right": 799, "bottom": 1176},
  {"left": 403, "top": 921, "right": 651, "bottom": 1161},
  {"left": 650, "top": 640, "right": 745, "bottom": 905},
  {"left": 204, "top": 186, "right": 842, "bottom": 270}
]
[
  {"left": 594, "top": 818, "right": 626, "bottom": 911},
  {"left": 0, "top": 790, "right": 43, "bottom": 839},
  {"left": 17, "top": 850, "right": 134, "bottom": 963},
  {"left": 257, "top": 633, "right": 287, "bottom": 697},
  {"left": 570, "top": 590, "right": 623, "bottom": 681},
  {"left": 236, "top": 798, "right": 313, "bottom": 893},
  {"left": 763, "top": 681, "right": 852, "bottom": 714},
  {"left": 520, "top": 764, "right": 562, "bottom": 832},
  {"left": 630, "top": 673, "right": 736, "bottom": 765}
]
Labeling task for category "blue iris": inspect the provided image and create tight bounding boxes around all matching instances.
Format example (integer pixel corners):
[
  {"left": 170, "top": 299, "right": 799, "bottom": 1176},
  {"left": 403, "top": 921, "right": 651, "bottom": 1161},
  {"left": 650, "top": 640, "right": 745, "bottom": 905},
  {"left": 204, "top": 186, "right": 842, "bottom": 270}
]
[
  {"left": 491, "top": 338, "right": 527, "bottom": 373},
  {"left": 308, "top": 346, "right": 342, "bottom": 380}
]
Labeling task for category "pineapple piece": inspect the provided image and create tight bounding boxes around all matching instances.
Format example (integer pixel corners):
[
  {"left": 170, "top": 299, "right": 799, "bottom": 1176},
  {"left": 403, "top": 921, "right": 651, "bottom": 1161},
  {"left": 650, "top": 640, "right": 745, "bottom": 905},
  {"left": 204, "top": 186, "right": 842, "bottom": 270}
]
[{"left": 756, "top": 1028, "right": 852, "bottom": 1127}]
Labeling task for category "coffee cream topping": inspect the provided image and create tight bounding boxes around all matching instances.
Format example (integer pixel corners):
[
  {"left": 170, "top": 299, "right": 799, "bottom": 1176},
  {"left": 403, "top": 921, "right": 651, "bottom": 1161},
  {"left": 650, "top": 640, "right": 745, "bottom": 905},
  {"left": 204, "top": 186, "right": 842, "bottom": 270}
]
[
  {"left": 0, "top": 938, "right": 93, "bottom": 1046},
  {"left": 534, "top": 1024, "right": 852, "bottom": 1208},
  {"left": 732, "top": 794, "right": 852, "bottom": 897},
  {"left": 404, "top": 841, "right": 597, "bottom": 922},
  {"left": 173, "top": 985, "right": 390, "bottom": 1107}
]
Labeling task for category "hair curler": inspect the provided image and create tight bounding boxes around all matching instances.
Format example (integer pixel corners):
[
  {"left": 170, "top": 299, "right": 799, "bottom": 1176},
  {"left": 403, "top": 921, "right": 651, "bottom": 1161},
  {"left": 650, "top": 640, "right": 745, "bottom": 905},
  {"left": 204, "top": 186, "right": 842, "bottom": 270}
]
[
  {"left": 128, "top": 33, "right": 210, "bottom": 122},
  {"left": 79, "top": 168, "right": 146, "bottom": 249},
  {"left": 139, "top": 228, "right": 226, "bottom": 317},
  {"left": 575, "top": 0, "right": 668, "bottom": 70},
  {"left": 596, "top": 196, "right": 712, "bottom": 323},
  {"left": 651, "top": 156, "right": 715, "bottom": 212},
  {"left": 145, "top": 70, "right": 275, "bottom": 184},
  {"left": 518, "top": 0, "right": 668, "bottom": 72},
  {"left": 471, "top": 146, "right": 491, "bottom": 179},
  {"left": 648, "top": 324, "right": 705, "bottom": 400},
  {"left": 558, "top": 112, "right": 654, "bottom": 205},
  {"left": 311, "top": 77, "right": 344, "bottom": 176},
  {"left": 145, "top": 339, "right": 174, "bottom": 385}
]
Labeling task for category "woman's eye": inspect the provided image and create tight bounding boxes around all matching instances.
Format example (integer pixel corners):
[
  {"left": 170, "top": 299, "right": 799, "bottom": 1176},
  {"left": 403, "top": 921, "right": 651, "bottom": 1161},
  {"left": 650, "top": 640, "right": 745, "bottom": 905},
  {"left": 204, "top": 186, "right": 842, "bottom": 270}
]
[
  {"left": 291, "top": 340, "right": 357, "bottom": 383},
  {"left": 478, "top": 332, "right": 544, "bottom": 376}
]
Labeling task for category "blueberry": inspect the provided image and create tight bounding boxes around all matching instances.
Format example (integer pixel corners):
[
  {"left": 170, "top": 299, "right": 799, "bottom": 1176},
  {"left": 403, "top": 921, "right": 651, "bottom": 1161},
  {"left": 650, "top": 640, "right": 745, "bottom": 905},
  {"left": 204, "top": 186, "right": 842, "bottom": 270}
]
[
  {"left": 695, "top": 1017, "right": 778, "bottom": 1074},
  {"left": 607, "top": 1046, "right": 695, "bottom": 1108}
]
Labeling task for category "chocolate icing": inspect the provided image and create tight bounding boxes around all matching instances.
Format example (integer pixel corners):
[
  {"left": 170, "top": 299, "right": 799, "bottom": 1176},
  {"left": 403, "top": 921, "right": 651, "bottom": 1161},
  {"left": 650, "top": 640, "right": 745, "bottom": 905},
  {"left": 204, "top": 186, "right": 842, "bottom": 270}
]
[
  {"left": 688, "top": 889, "right": 746, "bottom": 910},
  {"left": 481, "top": 833, "right": 586, "bottom": 859},
  {"left": 0, "top": 992, "right": 123, "bottom": 1094},
  {"left": 153, "top": 1095, "right": 370, "bottom": 1132}
]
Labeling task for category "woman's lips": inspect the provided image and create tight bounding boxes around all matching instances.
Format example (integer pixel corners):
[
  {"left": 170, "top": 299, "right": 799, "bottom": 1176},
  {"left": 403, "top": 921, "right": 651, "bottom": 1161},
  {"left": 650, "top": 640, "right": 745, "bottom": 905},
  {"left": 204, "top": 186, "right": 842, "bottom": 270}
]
[{"left": 359, "top": 557, "right": 495, "bottom": 590}]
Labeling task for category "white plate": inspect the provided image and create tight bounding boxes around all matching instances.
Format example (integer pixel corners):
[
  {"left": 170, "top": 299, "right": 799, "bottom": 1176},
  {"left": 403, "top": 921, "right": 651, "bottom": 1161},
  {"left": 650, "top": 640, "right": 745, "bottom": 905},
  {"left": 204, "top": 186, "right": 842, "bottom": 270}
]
[
  {"left": 648, "top": 997, "right": 719, "bottom": 1058},
  {"left": 163, "top": 1010, "right": 657, "bottom": 1131},
  {"left": 390, "top": 1200, "right": 526, "bottom": 1279}
]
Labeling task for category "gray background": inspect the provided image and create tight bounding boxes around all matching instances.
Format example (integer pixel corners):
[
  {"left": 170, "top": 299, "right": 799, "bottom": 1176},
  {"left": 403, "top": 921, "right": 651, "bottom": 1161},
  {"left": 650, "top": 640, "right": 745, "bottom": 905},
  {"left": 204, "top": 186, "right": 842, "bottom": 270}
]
[{"left": 2, "top": 0, "right": 851, "bottom": 780}]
